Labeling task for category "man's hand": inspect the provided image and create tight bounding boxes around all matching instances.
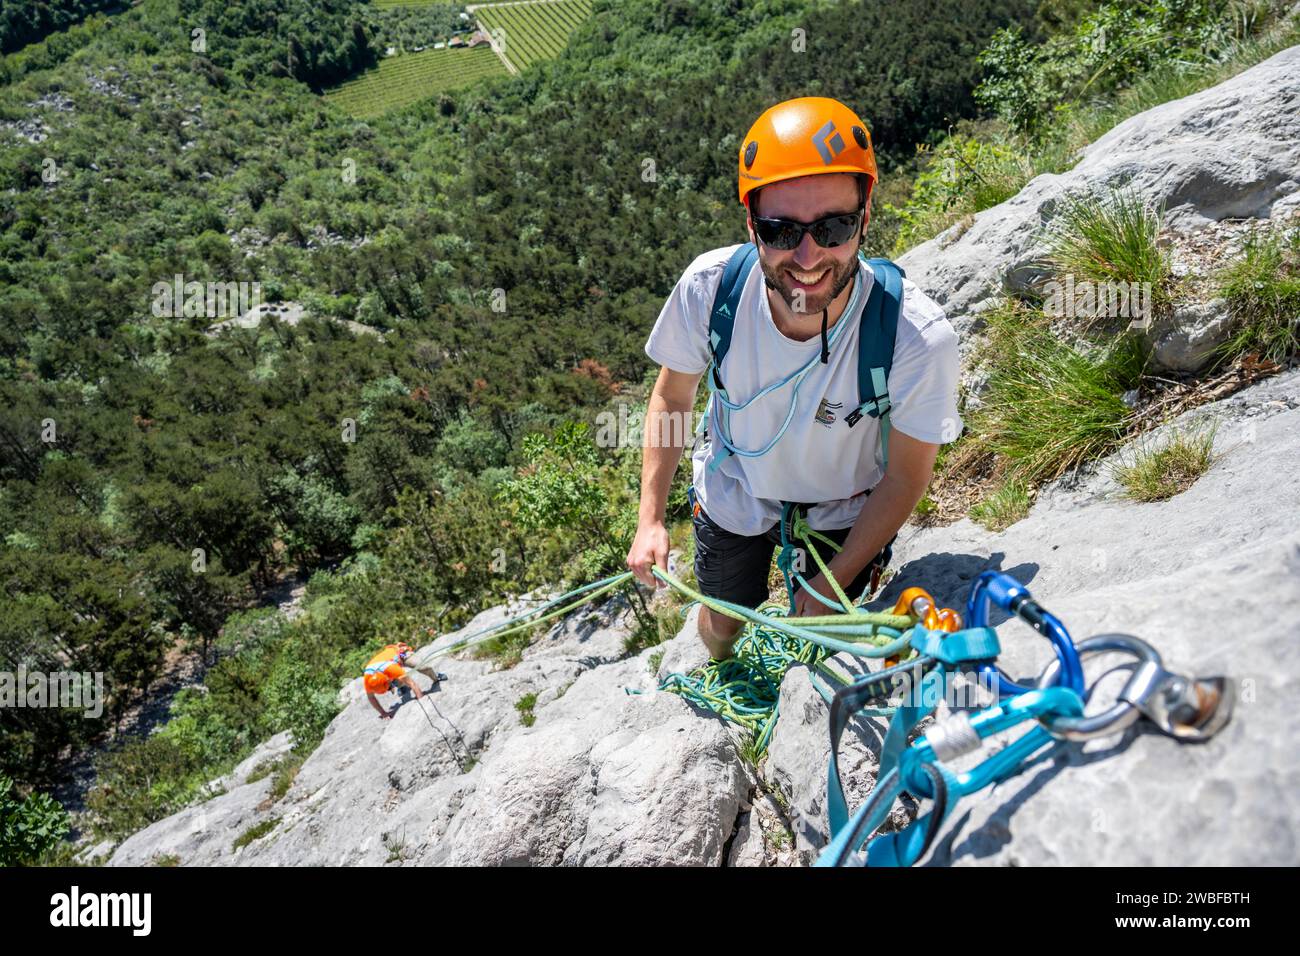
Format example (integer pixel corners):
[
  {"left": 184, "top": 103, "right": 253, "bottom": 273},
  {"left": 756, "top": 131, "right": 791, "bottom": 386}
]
[
  {"left": 378, "top": 710, "right": 392, "bottom": 721},
  {"left": 626, "top": 520, "right": 670, "bottom": 588},
  {"left": 793, "top": 572, "right": 847, "bottom": 617}
]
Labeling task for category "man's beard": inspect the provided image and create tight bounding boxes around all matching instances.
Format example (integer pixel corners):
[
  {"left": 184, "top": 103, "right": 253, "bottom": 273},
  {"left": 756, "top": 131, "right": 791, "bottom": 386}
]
[{"left": 759, "top": 252, "right": 858, "bottom": 317}]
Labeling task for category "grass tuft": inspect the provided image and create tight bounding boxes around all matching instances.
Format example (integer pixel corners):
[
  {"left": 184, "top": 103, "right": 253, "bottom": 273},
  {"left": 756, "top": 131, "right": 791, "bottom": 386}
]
[
  {"left": 1043, "top": 187, "right": 1172, "bottom": 319},
  {"left": 232, "top": 817, "right": 280, "bottom": 852},
  {"left": 737, "top": 732, "right": 764, "bottom": 770},
  {"left": 1113, "top": 425, "right": 1219, "bottom": 502},
  {"left": 473, "top": 623, "right": 539, "bottom": 668},
  {"left": 1215, "top": 224, "right": 1300, "bottom": 365},
  {"left": 514, "top": 692, "right": 537, "bottom": 727},
  {"left": 970, "top": 477, "right": 1032, "bottom": 531},
  {"left": 968, "top": 301, "right": 1146, "bottom": 483},
  {"left": 269, "top": 759, "right": 301, "bottom": 801}
]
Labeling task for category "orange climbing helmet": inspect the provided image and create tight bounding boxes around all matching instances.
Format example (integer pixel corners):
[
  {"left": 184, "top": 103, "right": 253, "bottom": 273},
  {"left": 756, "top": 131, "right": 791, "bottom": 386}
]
[
  {"left": 362, "top": 643, "right": 412, "bottom": 694},
  {"left": 737, "top": 97, "right": 878, "bottom": 209}
]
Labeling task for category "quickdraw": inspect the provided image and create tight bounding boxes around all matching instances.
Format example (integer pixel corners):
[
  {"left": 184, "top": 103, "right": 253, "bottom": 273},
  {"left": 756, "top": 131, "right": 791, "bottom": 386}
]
[{"left": 817, "top": 574, "right": 1236, "bottom": 867}]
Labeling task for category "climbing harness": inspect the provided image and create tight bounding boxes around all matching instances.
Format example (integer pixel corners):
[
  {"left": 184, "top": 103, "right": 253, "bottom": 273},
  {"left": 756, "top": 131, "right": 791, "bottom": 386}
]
[{"left": 699, "top": 244, "right": 905, "bottom": 475}]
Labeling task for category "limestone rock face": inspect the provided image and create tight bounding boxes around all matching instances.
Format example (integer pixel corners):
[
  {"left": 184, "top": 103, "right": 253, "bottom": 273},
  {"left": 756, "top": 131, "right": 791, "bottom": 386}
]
[
  {"left": 1149, "top": 298, "right": 1233, "bottom": 372},
  {"left": 426, "top": 651, "right": 751, "bottom": 866}
]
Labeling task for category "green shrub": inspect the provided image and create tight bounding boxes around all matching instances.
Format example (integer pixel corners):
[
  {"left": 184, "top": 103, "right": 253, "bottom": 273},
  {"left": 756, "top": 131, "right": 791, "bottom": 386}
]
[
  {"left": 262, "top": 665, "right": 341, "bottom": 750},
  {"left": 1042, "top": 15, "right": 1300, "bottom": 168},
  {"left": 87, "top": 734, "right": 206, "bottom": 841},
  {"left": 213, "top": 607, "right": 289, "bottom": 659},
  {"left": 891, "top": 133, "right": 1033, "bottom": 253},
  {"left": 0, "top": 774, "right": 69, "bottom": 866},
  {"left": 498, "top": 419, "right": 654, "bottom": 638},
  {"left": 267, "top": 471, "right": 361, "bottom": 562},
  {"left": 976, "top": 1, "right": 1243, "bottom": 138},
  {"left": 893, "top": 2, "right": 1298, "bottom": 252}
]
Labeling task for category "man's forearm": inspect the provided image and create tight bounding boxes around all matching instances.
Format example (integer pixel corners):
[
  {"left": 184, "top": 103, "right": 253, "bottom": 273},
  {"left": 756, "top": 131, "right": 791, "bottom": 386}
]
[
  {"left": 638, "top": 395, "right": 690, "bottom": 523},
  {"left": 824, "top": 471, "right": 929, "bottom": 585}
]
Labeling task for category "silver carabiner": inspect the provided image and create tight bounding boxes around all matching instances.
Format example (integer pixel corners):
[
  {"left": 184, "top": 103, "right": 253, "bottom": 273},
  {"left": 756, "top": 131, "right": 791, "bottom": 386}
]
[{"left": 1035, "top": 634, "right": 1233, "bottom": 742}]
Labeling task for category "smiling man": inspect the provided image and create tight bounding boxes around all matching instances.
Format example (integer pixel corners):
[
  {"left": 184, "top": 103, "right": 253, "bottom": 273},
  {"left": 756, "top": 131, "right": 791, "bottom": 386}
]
[{"left": 626, "top": 97, "right": 963, "bottom": 661}]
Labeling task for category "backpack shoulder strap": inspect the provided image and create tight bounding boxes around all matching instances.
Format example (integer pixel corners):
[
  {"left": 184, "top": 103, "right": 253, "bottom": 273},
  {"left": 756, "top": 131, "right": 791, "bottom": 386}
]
[
  {"left": 707, "top": 243, "right": 759, "bottom": 390},
  {"left": 847, "top": 256, "right": 904, "bottom": 426},
  {"left": 847, "top": 256, "right": 905, "bottom": 468}
]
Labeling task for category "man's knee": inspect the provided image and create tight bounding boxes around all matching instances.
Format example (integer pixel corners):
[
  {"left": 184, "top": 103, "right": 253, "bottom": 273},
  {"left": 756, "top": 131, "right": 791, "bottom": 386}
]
[
  {"left": 697, "top": 607, "right": 743, "bottom": 658},
  {"left": 700, "top": 607, "right": 742, "bottom": 638}
]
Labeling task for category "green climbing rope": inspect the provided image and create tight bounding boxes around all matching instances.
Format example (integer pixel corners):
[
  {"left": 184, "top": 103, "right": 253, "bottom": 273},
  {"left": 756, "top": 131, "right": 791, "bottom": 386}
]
[
  {"left": 419, "top": 518, "right": 920, "bottom": 758},
  {"left": 648, "top": 516, "right": 915, "bottom": 756},
  {"left": 423, "top": 572, "right": 636, "bottom": 660}
]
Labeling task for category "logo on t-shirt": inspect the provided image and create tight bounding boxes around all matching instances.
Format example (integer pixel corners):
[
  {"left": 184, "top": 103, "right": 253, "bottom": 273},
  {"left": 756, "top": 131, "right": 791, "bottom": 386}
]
[{"left": 814, "top": 397, "right": 842, "bottom": 427}]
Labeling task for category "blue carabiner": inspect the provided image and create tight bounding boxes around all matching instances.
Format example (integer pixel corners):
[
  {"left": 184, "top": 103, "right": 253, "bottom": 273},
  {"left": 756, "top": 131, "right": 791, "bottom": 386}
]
[
  {"left": 904, "top": 685, "right": 1084, "bottom": 796},
  {"left": 823, "top": 685, "right": 1085, "bottom": 868},
  {"left": 965, "top": 571, "right": 1084, "bottom": 696}
]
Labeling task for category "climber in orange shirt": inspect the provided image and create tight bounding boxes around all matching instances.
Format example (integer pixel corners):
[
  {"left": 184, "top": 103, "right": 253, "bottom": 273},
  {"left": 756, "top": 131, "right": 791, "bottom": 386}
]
[{"left": 363, "top": 642, "right": 447, "bottom": 720}]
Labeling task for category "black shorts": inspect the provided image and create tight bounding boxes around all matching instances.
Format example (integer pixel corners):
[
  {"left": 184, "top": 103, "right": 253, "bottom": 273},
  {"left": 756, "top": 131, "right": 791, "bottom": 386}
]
[{"left": 691, "top": 493, "right": 896, "bottom": 610}]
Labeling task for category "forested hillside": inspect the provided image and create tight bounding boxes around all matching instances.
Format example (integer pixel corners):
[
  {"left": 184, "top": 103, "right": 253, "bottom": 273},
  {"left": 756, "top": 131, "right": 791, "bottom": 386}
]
[
  {"left": 1, "top": 0, "right": 125, "bottom": 55},
  {"left": 4, "top": 0, "right": 1292, "bottom": 863}
]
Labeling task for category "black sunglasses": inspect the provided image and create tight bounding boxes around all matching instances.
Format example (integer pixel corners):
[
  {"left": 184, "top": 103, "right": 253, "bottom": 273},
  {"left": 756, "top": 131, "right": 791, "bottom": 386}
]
[{"left": 752, "top": 210, "right": 863, "bottom": 251}]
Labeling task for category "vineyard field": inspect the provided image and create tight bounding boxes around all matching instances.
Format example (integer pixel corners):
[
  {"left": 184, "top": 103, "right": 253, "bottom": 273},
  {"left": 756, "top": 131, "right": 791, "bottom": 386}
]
[
  {"left": 475, "top": 0, "right": 593, "bottom": 72},
  {"left": 323, "top": 47, "right": 505, "bottom": 118}
]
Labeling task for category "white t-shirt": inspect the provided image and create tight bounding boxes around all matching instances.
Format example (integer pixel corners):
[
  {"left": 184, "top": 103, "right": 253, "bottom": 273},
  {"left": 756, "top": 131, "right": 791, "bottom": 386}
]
[{"left": 645, "top": 243, "right": 962, "bottom": 536}]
